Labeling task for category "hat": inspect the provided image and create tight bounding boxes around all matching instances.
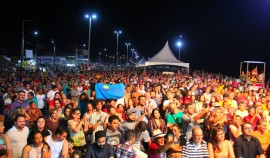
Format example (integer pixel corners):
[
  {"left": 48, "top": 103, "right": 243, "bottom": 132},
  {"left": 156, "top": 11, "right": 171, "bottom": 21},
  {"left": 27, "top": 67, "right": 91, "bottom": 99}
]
[
  {"left": 152, "top": 129, "right": 166, "bottom": 139},
  {"left": 126, "top": 109, "right": 136, "bottom": 116}
]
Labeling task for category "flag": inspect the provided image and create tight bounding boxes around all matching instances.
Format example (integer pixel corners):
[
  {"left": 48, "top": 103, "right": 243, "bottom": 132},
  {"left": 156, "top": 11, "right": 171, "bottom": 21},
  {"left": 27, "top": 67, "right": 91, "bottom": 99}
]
[{"left": 95, "top": 83, "right": 125, "bottom": 100}]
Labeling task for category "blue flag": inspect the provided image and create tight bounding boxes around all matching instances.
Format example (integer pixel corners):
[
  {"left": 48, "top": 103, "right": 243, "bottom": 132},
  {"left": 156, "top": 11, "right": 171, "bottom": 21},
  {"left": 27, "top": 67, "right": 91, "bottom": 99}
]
[{"left": 95, "top": 83, "right": 125, "bottom": 100}]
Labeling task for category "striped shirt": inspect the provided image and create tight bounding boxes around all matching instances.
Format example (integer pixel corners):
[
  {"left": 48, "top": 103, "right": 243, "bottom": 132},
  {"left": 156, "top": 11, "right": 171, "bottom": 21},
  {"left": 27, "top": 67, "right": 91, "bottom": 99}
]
[{"left": 181, "top": 140, "right": 209, "bottom": 158}]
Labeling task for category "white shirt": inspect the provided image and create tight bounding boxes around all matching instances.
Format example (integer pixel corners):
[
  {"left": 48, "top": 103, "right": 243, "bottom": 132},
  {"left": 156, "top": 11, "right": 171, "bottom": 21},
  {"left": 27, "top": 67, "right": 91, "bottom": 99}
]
[
  {"left": 47, "top": 90, "right": 58, "bottom": 101},
  {"left": 6, "top": 126, "right": 29, "bottom": 158},
  {"left": 4, "top": 98, "right": 12, "bottom": 106},
  {"left": 36, "top": 94, "right": 46, "bottom": 109}
]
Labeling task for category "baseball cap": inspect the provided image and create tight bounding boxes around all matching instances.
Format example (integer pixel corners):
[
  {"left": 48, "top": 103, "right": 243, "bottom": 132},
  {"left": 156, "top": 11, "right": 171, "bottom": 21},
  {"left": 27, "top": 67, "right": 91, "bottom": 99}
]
[{"left": 126, "top": 109, "right": 136, "bottom": 116}]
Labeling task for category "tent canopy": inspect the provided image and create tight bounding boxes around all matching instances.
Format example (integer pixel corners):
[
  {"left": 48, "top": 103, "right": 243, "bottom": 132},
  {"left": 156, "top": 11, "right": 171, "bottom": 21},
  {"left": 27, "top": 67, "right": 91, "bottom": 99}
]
[
  {"left": 136, "top": 57, "right": 146, "bottom": 67},
  {"left": 145, "top": 41, "right": 189, "bottom": 68}
]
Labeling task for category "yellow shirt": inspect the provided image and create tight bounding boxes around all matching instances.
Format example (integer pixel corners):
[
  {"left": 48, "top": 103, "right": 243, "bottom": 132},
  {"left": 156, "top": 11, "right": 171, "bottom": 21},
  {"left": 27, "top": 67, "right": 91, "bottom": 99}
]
[{"left": 252, "top": 130, "right": 270, "bottom": 148}]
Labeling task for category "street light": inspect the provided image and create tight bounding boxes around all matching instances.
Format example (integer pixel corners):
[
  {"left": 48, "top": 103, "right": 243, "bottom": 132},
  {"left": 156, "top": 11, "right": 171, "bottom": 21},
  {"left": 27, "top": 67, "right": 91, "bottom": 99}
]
[
  {"left": 114, "top": 30, "right": 122, "bottom": 66},
  {"left": 130, "top": 48, "right": 135, "bottom": 64},
  {"left": 21, "top": 19, "right": 34, "bottom": 68},
  {"left": 177, "top": 35, "right": 182, "bottom": 61},
  {"left": 85, "top": 14, "right": 97, "bottom": 64},
  {"left": 125, "top": 43, "right": 130, "bottom": 64},
  {"left": 51, "top": 40, "right": 56, "bottom": 67},
  {"left": 34, "top": 31, "right": 38, "bottom": 66}
]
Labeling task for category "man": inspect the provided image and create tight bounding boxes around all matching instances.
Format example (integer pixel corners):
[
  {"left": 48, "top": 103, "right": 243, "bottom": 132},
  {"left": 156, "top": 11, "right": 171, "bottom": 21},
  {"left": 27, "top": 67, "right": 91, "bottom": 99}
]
[
  {"left": 133, "top": 121, "right": 151, "bottom": 151},
  {"left": 166, "top": 101, "right": 183, "bottom": 129},
  {"left": 243, "top": 106, "right": 260, "bottom": 130},
  {"left": 23, "top": 83, "right": 35, "bottom": 99},
  {"left": 105, "top": 115, "right": 124, "bottom": 146},
  {"left": 253, "top": 119, "right": 270, "bottom": 155},
  {"left": 47, "top": 84, "right": 58, "bottom": 101},
  {"left": 181, "top": 126, "right": 209, "bottom": 158},
  {"left": 46, "top": 125, "right": 69, "bottom": 158},
  {"left": 10, "top": 90, "right": 29, "bottom": 113},
  {"left": 234, "top": 122, "right": 265, "bottom": 158},
  {"left": 182, "top": 103, "right": 209, "bottom": 140},
  {"left": 25, "top": 91, "right": 38, "bottom": 107},
  {"left": 85, "top": 130, "right": 114, "bottom": 158},
  {"left": 148, "top": 129, "right": 175, "bottom": 158},
  {"left": 114, "top": 129, "right": 137, "bottom": 158},
  {"left": 120, "top": 108, "right": 138, "bottom": 132},
  {"left": 36, "top": 88, "right": 46, "bottom": 109},
  {"left": 134, "top": 95, "right": 149, "bottom": 123},
  {"left": 6, "top": 114, "right": 29, "bottom": 158}
]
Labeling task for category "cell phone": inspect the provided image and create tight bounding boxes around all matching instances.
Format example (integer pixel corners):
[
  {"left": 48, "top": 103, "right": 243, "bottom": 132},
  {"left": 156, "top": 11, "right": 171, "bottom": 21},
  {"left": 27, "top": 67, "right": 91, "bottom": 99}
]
[{"left": 203, "top": 103, "right": 208, "bottom": 108}]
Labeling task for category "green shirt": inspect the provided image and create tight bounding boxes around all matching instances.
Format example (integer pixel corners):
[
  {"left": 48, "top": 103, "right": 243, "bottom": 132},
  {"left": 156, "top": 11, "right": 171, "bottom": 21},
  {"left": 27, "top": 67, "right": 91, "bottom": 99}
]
[{"left": 166, "top": 111, "right": 183, "bottom": 125}]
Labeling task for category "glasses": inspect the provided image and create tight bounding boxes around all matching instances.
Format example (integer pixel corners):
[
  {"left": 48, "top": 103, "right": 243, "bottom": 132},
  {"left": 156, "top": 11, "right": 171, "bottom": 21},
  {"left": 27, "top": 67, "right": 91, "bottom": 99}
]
[
  {"left": 244, "top": 127, "right": 253, "bottom": 130},
  {"left": 217, "top": 133, "right": 225, "bottom": 136},
  {"left": 75, "top": 113, "right": 81, "bottom": 115}
]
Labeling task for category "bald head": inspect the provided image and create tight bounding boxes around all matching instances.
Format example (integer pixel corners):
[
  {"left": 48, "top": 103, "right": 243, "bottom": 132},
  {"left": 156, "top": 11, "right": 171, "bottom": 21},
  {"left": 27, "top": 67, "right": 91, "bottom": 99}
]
[{"left": 192, "top": 126, "right": 203, "bottom": 145}]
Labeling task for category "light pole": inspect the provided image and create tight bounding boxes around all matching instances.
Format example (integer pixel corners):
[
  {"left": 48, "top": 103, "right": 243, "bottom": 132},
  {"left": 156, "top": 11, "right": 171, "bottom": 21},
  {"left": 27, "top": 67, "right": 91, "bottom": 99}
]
[
  {"left": 51, "top": 40, "right": 56, "bottom": 67},
  {"left": 34, "top": 31, "right": 38, "bottom": 66},
  {"left": 131, "top": 48, "right": 135, "bottom": 64},
  {"left": 21, "top": 19, "right": 34, "bottom": 68},
  {"left": 85, "top": 14, "right": 97, "bottom": 64},
  {"left": 114, "top": 30, "right": 122, "bottom": 66},
  {"left": 125, "top": 43, "right": 130, "bottom": 64},
  {"left": 177, "top": 35, "right": 182, "bottom": 61}
]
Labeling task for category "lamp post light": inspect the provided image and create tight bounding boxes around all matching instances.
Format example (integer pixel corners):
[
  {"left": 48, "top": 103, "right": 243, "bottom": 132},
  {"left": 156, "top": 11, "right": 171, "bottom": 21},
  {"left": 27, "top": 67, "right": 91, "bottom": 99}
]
[
  {"left": 51, "top": 40, "right": 56, "bottom": 67},
  {"left": 20, "top": 19, "right": 34, "bottom": 68},
  {"left": 85, "top": 14, "right": 97, "bottom": 64},
  {"left": 177, "top": 35, "right": 182, "bottom": 61},
  {"left": 125, "top": 43, "right": 130, "bottom": 64},
  {"left": 130, "top": 48, "right": 135, "bottom": 64},
  {"left": 114, "top": 30, "right": 122, "bottom": 66},
  {"left": 34, "top": 31, "right": 38, "bottom": 66}
]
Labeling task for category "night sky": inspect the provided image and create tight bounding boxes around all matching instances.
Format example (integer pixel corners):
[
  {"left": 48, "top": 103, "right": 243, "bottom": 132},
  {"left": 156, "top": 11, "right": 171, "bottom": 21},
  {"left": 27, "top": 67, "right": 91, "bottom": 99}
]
[{"left": 1, "top": 0, "right": 270, "bottom": 78}]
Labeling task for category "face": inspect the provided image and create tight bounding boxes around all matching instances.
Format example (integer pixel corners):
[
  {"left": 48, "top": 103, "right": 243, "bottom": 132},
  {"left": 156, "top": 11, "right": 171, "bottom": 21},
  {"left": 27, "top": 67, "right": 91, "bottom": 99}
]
[
  {"left": 51, "top": 110, "right": 58, "bottom": 119},
  {"left": 73, "top": 110, "right": 81, "bottom": 119},
  {"left": 139, "top": 97, "right": 146, "bottom": 105},
  {"left": 215, "top": 130, "right": 225, "bottom": 141},
  {"left": 257, "top": 122, "right": 267, "bottom": 133},
  {"left": 109, "top": 107, "right": 116, "bottom": 114},
  {"left": 37, "top": 118, "right": 45, "bottom": 129},
  {"left": 87, "top": 104, "right": 93, "bottom": 111},
  {"left": 128, "top": 113, "right": 136, "bottom": 121},
  {"left": 242, "top": 123, "right": 253, "bottom": 136},
  {"left": 65, "top": 108, "right": 71, "bottom": 116},
  {"left": 55, "top": 101, "right": 61, "bottom": 108},
  {"left": 0, "top": 123, "right": 5, "bottom": 133},
  {"left": 153, "top": 110, "right": 160, "bottom": 119},
  {"left": 186, "top": 105, "right": 195, "bottom": 114},
  {"left": 57, "top": 132, "right": 68, "bottom": 141},
  {"left": 156, "top": 136, "right": 165, "bottom": 146},
  {"left": 172, "top": 126, "right": 180, "bottom": 136},
  {"left": 15, "top": 116, "right": 26, "bottom": 129},
  {"left": 192, "top": 129, "right": 203, "bottom": 145},
  {"left": 96, "top": 102, "right": 102, "bottom": 110},
  {"left": 109, "top": 119, "right": 119, "bottom": 131},
  {"left": 33, "top": 133, "right": 43, "bottom": 145},
  {"left": 117, "top": 105, "right": 124, "bottom": 112},
  {"left": 18, "top": 92, "right": 26, "bottom": 101},
  {"left": 96, "top": 137, "right": 106, "bottom": 148}
]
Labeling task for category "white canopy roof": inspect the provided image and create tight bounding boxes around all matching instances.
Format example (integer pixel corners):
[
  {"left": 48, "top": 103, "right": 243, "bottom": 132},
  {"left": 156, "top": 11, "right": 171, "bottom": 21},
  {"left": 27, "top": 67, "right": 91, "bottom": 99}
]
[
  {"left": 136, "top": 57, "right": 146, "bottom": 67},
  {"left": 145, "top": 41, "right": 189, "bottom": 68}
]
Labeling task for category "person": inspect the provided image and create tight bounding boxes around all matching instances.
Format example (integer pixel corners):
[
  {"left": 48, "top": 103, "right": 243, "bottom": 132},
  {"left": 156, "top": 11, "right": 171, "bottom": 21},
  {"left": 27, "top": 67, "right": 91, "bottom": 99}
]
[
  {"left": 27, "top": 101, "right": 43, "bottom": 128},
  {"left": 120, "top": 108, "right": 138, "bottom": 132},
  {"left": 234, "top": 122, "right": 265, "bottom": 158},
  {"left": 207, "top": 125, "right": 235, "bottom": 158},
  {"left": 166, "top": 124, "right": 184, "bottom": 158},
  {"left": 243, "top": 106, "right": 260, "bottom": 130},
  {"left": 114, "top": 129, "right": 137, "bottom": 158},
  {"left": 104, "top": 115, "right": 123, "bottom": 146},
  {"left": 166, "top": 101, "right": 183, "bottom": 129},
  {"left": 10, "top": 91, "right": 29, "bottom": 113},
  {"left": 45, "top": 125, "right": 69, "bottom": 158},
  {"left": 133, "top": 121, "right": 151, "bottom": 151},
  {"left": 148, "top": 129, "right": 175, "bottom": 158},
  {"left": 0, "top": 121, "right": 11, "bottom": 158},
  {"left": 181, "top": 126, "right": 209, "bottom": 158},
  {"left": 31, "top": 116, "right": 52, "bottom": 140},
  {"left": 6, "top": 114, "right": 30, "bottom": 158},
  {"left": 148, "top": 109, "right": 167, "bottom": 135},
  {"left": 252, "top": 119, "right": 270, "bottom": 156},
  {"left": 21, "top": 130, "right": 50, "bottom": 158},
  {"left": 45, "top": 108, "right": 60, "bottom": 135},
  {"left": 67, "top": 108, "right": 88, "bottom": 154},
  {"left": 85, "top": 130, "right": 114, "bottom": 158},
  {"left": 70, "top": 150, "right": 83, "bottom": 158},
  {"left": 228, "top": 115, "right": 242, "bottom": 145},
  {"left": 36, "top": 88, "right": 46, "bottom": 110}
]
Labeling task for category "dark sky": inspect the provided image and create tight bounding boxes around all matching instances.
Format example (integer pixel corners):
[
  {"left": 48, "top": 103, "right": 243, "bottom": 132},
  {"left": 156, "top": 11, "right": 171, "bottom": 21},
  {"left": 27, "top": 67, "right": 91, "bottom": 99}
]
[{"left": 1, "top": 0, "right": 270, "bottom": 78}]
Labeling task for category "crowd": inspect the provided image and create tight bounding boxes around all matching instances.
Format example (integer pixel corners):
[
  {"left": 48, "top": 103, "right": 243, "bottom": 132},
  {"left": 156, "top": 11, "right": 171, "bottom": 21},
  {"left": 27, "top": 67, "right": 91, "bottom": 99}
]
[{"left": 0, "top": 64, "right": 270, "bottom": 158}]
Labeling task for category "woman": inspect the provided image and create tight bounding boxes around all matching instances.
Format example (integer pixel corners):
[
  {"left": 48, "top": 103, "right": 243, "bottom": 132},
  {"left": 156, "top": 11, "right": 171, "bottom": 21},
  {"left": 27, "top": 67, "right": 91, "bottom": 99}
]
[
  {"left": 61, "top": 93, "right": 71, "bottom": 106},
  {"left": 108, "top": 106, "right": 124, "bottom": 122},
  {"left": 59, "top": 106, "right": 72, "bottom": 127},
  {"left": 32, "top": 116, "right": 51, "bottom": 140},
  {"left": 166, "top": 124, "right": 183, "bottom": 158},
  {"left": 27, "top": 102, "right": 43, "bottom": 128},
  {"left": 208, "top": 125, "right": 235, "bottom": 158},
  {"left": 67, "top": 108, "right": 88, "bottom": 154},
  {"left": 0, "top": 121, "right": 11, "bottom": 158},
  {"left": 78, "top": 93, "right": 89, "bottom": 116},
  {"left": 11, "top": 106, "right": 30, "bottom": 126},
  {"left": 22, "top": 130, "right": 50, "bottom": 158},
  {"left": 45, "top": 108, "right": 60, "bottom": 135},
  {"left": 83, "top": 102, "right": 94, "bottom": 143},
  {"left": 148, "top": 109, "right": 167, "bottom": 135},
  {"left": 70, "top": 100, "right": 79, "bottom": 109},
  {"left": 116, "top": 104, "right": 126, "bottom": 121},
  {"left": 195, "top": 95, "right": 206, "bottom": 113}
]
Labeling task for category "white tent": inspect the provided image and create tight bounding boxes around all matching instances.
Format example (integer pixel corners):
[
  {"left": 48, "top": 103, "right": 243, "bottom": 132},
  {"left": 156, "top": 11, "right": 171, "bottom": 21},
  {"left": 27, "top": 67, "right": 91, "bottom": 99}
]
[
  {"left": 145, "top": 41, "right": 189, "bottom": 68},
  {"left": 136, "top": 57, "right": 146, "bottom": 67}
]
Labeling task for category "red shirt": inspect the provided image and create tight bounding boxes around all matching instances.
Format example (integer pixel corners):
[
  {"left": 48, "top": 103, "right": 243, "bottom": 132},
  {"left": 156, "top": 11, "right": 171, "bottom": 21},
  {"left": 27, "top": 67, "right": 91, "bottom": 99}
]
[
  {"left": 148, "top": 142, "right": 166, "bottom": 158},
  {"left": 243, "top": 115, "right": 260, "bottom": 129}
]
